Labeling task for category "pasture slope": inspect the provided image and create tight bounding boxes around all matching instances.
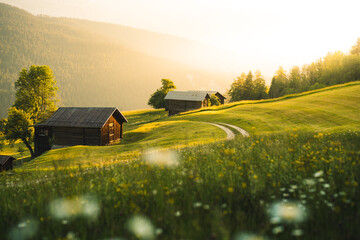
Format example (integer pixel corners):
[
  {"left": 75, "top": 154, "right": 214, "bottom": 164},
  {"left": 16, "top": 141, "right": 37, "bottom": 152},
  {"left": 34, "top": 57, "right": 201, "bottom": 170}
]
[
  {"left": 0, "top": 81, "right": 359, "bottom": 240},
  {"left": 18, "top": 81, "right": 360, "bottom": 169}
]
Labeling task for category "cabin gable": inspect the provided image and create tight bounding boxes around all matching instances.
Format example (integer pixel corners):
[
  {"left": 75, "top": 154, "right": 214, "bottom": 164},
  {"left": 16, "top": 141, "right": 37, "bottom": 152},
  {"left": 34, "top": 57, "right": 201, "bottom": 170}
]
[{"left": 100, "top": 115, "right": 123, "bottom": 145}]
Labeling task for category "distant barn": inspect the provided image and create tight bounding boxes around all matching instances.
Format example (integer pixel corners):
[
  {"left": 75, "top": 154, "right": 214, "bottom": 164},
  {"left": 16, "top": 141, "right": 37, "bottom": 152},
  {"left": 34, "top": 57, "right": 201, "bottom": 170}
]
[
  {"left": 0, "top": 155, "right": 15, "bottom": 172},
  {"left": 191, "top": 91, "right": 226, "bottom": 105},
  {"left": 164, "top": 90, "right": 226, "bottom": 115},
  {"left": 34, "top": 107, "right": 128, "bottom": 157}
]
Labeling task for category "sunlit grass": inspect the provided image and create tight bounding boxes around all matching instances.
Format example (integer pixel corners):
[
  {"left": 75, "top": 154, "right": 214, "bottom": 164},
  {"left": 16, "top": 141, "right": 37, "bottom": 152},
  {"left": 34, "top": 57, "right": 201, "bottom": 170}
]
[
  {"left": 174, "top": 81, "right": 360, "bottom": 134},
  {"left": 1, "top": 130, "right": 359, "bottom": 239},
  {"left": 1, "top": 81, "right": 360, "bottom": 239},
  {"left": 17, "top": 120, "right": 225, "bottom": 170}
]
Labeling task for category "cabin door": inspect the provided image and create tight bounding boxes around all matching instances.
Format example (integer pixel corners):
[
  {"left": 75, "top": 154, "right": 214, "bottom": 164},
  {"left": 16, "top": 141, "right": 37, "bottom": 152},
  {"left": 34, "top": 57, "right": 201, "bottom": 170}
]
[{"left": 109, "top": 122, "right": 114, "bottom": 142}]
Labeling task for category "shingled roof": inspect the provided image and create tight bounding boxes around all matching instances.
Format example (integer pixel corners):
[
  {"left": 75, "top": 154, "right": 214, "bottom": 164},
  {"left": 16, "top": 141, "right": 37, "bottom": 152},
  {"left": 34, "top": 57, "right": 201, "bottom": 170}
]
[
  {"left": 42, "top": 107, "right": 128, "bottom": 128},
  {"left": 164, "top": 91, "right": 210, "bottom": 101},
  {"left": 0, "top": 155, "right": 15, "bottom": 166}
]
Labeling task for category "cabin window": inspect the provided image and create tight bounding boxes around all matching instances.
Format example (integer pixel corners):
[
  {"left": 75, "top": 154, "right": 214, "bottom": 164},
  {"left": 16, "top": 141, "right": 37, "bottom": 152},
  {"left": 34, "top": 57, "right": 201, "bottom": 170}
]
[{"left": 109, "top": 122, "right": 114, "bottom": 127}]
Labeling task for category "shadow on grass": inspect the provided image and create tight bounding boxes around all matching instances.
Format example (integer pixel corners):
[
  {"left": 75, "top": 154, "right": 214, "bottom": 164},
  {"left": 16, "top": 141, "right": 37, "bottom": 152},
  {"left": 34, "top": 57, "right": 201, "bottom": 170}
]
[{"left": 122, "top": 132, "right": 149, "bottom": 144}]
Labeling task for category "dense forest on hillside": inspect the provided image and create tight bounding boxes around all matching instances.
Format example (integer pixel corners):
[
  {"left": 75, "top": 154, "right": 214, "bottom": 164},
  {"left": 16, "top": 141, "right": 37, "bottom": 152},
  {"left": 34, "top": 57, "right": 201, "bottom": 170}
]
[{"left": 0, "top": 3, "right": 232, "bottom": 118}]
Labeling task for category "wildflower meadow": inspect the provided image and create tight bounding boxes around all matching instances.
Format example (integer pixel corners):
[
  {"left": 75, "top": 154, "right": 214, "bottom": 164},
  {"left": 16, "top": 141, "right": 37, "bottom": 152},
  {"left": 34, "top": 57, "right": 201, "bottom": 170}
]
[{"left": 1, "top": 130, "right": 359, "bottom": 239}]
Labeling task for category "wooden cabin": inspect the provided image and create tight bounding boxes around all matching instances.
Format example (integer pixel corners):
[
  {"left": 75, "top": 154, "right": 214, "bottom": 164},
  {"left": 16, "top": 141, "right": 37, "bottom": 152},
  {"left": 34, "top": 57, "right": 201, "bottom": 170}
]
[
  {"left": 164, "top": 91, "right": 226, "bottom": 115},
  {"left": 0, "top": 155, "right": 15, "bottom": 172},
  {"left": 34, "top": 107, "right": 128, "bottom": 157}
]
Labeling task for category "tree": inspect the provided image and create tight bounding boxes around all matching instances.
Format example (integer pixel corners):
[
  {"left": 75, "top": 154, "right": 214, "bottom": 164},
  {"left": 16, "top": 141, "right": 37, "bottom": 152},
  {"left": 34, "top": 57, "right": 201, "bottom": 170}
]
[
  {"left": 288, "top": 66, "right": 301, "bottom": 93},
  {"left": 1, "top": 65, "right": 58, "bottom": 158},
  {"left": 242, "top": 71, "right": 255, "bottom": 100},
  {"left": 269, "top": 66, "right": 288, "bottom": 98},
  {"left": 3, "top": 107, "right": 34, "bottom": 158},
  {"left": 228, "top": 72, "right": 246, "bottom": 102},
  {"left": 319, "top": 51, "right": 345, "bottom": 85},
  {"left": 253, "top": 70, "right": 268, "bottom": 99},
  {"left": 148, "top": 79, "right": 176, "bottom": 109},
  {"left": 209, "top": 94, "right": 221, "bottom": 106},
  {"left": 14, "top": 65, "right": 58, "bottom": 122},
  {"left": 350, "top": 38, "right": 360, "bottom": 56}
]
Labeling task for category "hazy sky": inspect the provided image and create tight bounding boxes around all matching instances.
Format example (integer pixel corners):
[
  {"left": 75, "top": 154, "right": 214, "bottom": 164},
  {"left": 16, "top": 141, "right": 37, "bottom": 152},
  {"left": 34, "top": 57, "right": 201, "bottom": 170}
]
[{"left": 1, "top": 0, "right": 359, "bottom": 76}]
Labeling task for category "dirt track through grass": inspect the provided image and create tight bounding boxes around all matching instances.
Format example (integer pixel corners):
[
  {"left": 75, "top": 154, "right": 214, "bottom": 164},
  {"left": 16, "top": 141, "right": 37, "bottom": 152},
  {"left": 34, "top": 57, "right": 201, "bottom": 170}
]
[
  {"left": 216, "top": 122, "right": 249, "bottom": 137},
  {"left": 202, "top": 122, "right": 236, "bottom": 140}
]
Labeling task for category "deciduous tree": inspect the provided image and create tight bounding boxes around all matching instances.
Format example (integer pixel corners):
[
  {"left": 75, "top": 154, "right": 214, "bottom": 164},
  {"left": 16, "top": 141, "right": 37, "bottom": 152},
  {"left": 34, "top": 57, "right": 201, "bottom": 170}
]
[
  {"left": 3, "top": 107, "right": 34, "bottom": 158},
  {"left": 1, "top": 65, "right": 58, "bottom": 158},
  {"left": 148, "top": 79, "right": 176, "bottom": 109},
  {"left": 14, "top": 65, "right": 58, "bottom": 122},
  {"left": 228, "top": 72, "right": 246, "bottom": 102}
]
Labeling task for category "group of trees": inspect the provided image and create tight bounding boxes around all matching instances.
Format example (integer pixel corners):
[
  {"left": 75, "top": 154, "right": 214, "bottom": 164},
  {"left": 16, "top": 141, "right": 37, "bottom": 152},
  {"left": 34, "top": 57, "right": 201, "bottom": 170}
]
[
  {"left": 269, "top": 48, "right": 360, "bottom": 98},
  {"left": 228, "top": 70, "right": 268, "bottom": 102},
  {"left": 228, "top": 38, "right": 360, "bottom": 102},
  {"left": 0, "top": 65, "right": 57, "bottom": 158}
]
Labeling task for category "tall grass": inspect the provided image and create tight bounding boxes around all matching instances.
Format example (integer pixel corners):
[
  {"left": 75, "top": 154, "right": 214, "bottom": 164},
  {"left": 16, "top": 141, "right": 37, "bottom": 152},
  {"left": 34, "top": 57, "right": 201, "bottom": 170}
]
[{"left": 1, "top": 130, "right": 359, "bottom": 239}]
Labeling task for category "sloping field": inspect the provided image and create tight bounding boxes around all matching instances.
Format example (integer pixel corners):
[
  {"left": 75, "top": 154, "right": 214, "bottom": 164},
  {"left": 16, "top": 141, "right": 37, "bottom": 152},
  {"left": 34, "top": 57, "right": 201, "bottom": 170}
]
[
  {"left": 20, "top": 120, "right": 225, "bottom": 170},
  {"left": 1, "top": 82, "right": 360, "bottom": 240},
  {"left": 10, "top": 81, "right": 360, "bottom": 170},
  {"left": 175, "top": 81, "right": 360, "bottom": 133}
]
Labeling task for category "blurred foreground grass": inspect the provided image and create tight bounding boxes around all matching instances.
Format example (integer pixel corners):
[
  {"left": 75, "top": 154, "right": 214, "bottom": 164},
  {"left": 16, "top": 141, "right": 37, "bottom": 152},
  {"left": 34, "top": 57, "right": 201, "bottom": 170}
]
[{"left": 1, "top": 130, "right": 359, "bottom": 239}]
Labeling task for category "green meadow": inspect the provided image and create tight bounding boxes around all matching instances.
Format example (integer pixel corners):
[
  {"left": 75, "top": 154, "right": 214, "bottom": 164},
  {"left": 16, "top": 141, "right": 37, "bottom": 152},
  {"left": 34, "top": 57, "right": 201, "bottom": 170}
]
[{"left": 1, "top": 82, "right": 360, "bottom": 239}]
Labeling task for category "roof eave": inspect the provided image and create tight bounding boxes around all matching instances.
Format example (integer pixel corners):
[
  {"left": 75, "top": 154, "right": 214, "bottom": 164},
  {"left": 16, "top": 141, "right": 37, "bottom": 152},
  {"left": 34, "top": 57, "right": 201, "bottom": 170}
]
[{"left": 100, "top": 108, "right": 128, "bottom": 128}]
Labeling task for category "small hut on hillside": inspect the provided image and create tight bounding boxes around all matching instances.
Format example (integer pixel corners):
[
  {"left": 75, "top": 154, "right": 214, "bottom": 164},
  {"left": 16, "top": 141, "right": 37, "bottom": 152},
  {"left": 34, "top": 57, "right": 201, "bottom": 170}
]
[
  {"left": 34, "top": 107, "right": 128, "bottom": 157},
  {"left": 0, "top": 155, "right": 15, "bottom": 172},
  {"left": 164, "top": 90, "right": 226, "bottom": 115}
]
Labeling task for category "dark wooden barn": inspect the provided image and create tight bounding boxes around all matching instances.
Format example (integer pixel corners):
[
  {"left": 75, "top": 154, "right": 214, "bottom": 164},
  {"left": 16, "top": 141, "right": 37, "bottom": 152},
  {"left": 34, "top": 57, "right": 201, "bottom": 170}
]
[
  {"left": 34, "top": 107, "right": 128, "bottom": 157},
  {"left": 0, "top": 155, "right": 15, "bottom": 172},
  {"left": 164, "top": 91, "right": 226, "bottom": 115}
]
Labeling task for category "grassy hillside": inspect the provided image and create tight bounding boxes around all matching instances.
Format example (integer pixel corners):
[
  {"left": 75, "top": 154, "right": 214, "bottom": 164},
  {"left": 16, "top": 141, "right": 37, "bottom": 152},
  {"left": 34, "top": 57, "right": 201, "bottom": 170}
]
[
  {"left": 1, "top": 83, "right": 360, "bottom": 239},
  {"left": 5, "top": 81, "right": 359, "bottom": 170},
  {"left": 174, "top": 81, "right": 360, "bottom": 133},
  {"left": 0, "top": 3, "right": 233, "bottom": 118}
]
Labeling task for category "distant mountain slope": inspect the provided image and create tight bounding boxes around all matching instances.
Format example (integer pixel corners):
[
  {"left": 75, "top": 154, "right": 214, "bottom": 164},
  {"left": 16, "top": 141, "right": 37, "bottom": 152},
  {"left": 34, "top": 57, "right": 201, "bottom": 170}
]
[
  {"left": 46, "top": 17, "right": 240, "bottom": 73},
  {"left": 0, "top": 3, "right": 233, "bottom": 118}
]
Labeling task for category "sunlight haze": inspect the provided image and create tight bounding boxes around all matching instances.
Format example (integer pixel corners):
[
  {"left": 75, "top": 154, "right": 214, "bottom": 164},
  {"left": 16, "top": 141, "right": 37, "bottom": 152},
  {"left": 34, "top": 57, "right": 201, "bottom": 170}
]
[{"left": 1, "top": 0, "right": 359, "bottom": 77}]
